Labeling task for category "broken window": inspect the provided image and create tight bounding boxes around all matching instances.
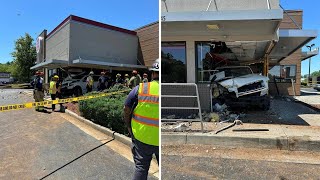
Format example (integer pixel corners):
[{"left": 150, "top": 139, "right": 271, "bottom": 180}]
[{"left": 195, "top": 42, "right": 233, "bottom": 82}]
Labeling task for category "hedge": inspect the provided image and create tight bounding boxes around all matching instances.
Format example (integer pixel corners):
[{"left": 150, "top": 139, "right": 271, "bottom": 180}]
[{"left": 79, "top": 85, "right": 131, "bottom": 135}]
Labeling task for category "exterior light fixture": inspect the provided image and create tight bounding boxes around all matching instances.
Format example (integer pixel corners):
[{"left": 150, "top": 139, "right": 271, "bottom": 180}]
[{"left": 207, "top": 24, "right": 219, "bottom": 30}]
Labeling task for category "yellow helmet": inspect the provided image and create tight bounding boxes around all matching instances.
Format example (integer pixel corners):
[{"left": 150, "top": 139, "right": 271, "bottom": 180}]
[{"left": 53, "top": 75, "right": 59, "bottom": 79}]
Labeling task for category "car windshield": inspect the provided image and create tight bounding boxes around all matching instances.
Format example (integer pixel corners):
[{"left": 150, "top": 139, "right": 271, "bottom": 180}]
[{"left": 217, "top": 67, "right": 252, "bottom": 78}]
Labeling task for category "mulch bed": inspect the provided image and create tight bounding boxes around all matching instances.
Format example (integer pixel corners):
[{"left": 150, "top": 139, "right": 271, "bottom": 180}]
[{"left": 65, "top": 102, "right": 81, "bottom": 116}]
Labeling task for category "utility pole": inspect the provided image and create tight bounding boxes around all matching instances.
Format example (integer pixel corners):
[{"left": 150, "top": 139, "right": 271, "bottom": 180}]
[{"left": 306, "top": 44, "right": 315, "bottom": 86}]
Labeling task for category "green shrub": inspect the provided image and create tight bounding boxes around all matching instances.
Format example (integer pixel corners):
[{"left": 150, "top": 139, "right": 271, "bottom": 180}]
[{"left": 79, "top": 86, "right": 131, "bottom": 135}]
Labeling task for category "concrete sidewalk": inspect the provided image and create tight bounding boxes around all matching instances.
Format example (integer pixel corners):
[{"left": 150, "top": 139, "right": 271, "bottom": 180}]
[{"left": 162, "top": 123, "right": 320, "bottom": 152}]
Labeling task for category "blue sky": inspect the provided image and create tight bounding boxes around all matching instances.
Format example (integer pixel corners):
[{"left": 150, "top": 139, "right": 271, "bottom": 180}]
[
  {"left": 280, "top": 0, "right": 320, "bottom": 76},
  {"left": 0, "top": 0, "right": 158, "bottom": 63}
]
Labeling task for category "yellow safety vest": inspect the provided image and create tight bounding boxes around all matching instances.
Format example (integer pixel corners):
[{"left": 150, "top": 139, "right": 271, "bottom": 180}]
[
  {"left": 131, "top": 81, "right": 159, "bottom": 146},
  {"left": 49, "top": 81, "right": 57, "bottom": 94}
]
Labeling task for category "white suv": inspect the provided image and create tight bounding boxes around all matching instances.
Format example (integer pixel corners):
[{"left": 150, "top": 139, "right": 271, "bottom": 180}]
[{"left": 61, "top": 74, "right": 100, "bottom": 96}]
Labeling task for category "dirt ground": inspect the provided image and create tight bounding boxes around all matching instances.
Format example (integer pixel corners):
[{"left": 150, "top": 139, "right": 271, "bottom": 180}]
[
  {"left": 65, "top": 102, "right": 81, "bottom": 116},
  {"left": 238, "top": 97, "right": 319, "bottom": 125},
  {"left": 162, "top": 96, "right": 320, "bottom": 132}
]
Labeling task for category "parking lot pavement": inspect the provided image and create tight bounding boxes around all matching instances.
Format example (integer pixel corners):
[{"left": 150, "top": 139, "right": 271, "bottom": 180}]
[
  {"left": 295, "top": 94, "right": 320, "bottom": 105},
  {"left": 0, "top": 89, "right": 157, "bottom": 179},
  {"left": 162, "top": 145, "right": 320, "bottom": 179}
]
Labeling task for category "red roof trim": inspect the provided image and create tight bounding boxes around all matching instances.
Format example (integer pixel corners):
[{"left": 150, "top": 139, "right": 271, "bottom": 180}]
[
  {"left": 46, "top": 15, "right": 72, "bottom": 38},
  {"left": 46, "top": 15, "right": 137, "bottom": 39}
]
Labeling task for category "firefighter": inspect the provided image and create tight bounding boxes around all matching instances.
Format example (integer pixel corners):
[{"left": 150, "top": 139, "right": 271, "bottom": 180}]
[
  {"left": 98, "top": 71, "right": 106, "bottom": 91},
  {"left": 142, "top": 73, "right": 148, "bottom": 83},
  {"left": 33, "top": 71, "right": 45, "bottom": 112},
  {"left": 49, "top": 75, "right": 59, "bottom": 111},
  {"left": 128, "top": 70, "right": 139, "bottom": 88},
  {"left": 124, "top": 74, "right": 130, "bottom": 87},
  {"left": 86, "top": 71, "right": 94, "bottom": 93},
  {"left": 115, "top": 73, "right": 123, "bottom": 85},
  {"left": 124, "top": 59, "right": 159, "bottom": 180}
]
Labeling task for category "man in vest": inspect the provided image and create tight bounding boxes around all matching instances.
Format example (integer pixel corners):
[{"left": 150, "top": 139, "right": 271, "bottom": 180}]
[
  {"left": 33, "top": 71, "right": 45, "bottom": 112},
  {"left": 124, "top": 59, "right": 159, "bottom": 180},
  {"left": 49, "top": 75, "right": 59, "bottom": 111}
]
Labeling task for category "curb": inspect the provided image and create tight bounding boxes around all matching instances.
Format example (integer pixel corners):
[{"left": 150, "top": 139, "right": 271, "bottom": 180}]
[
  {"left": 162, "top": 132, "right": 320, "bottom": 152},
  {"left": 65, "top": 109, "right": 131, "bottom": 147}
]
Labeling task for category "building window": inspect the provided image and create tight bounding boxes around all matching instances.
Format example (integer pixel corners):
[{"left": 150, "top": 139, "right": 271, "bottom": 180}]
[
  {"left": 195, "top": 42, "right": 233, "bottom": 82},
  {"left": 161, "top": 42, "right": 186, "bottom": 83},
  {"left": 268, "top": 65, "right": 296, "bottom": 82}
]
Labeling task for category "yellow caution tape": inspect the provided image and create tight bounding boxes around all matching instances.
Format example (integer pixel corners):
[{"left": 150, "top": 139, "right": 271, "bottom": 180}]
[{"left": 0, "top": 90, "right": 130, "bottom": 112}]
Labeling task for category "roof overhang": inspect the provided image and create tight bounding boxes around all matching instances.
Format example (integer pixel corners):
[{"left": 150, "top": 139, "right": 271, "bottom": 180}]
[
  {"left": 72, "top": 59, "right": 147, "bottom": 70},
  {"left": 301, "top": 48, "right": 319, "bottom": 61},
  {"left": 30, "top": 59, "right": 69, "bottom": 70},
  {"left": 269, "top": 29, "right": 318, "bottom": 62},
  {"left": 162, "top": 9, "right": 283, "bottom": 41}
]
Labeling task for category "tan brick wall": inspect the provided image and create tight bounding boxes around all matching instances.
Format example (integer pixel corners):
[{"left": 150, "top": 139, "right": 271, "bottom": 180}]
[
  {"left": 136, "top": 22, "right": 159, "bottom": 67},
  {"left": 269, "top": 10, "right": 302, "bottom": 96},
  {"left": 279, "top": 10, "right": 302, "bottom": 29}
]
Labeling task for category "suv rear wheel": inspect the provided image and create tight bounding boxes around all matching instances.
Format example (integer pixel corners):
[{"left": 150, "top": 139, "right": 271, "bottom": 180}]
[{"left": 73, "top": 87, "right": 82, "bottom": 97}]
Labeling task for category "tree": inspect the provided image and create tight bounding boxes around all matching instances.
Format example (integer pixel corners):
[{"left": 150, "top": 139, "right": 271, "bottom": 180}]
[
  {"left": 311, "top": 70, "right": 320, "bottom": 77},
  {"left": 11, "top": 33, "right": 36, "bottom": 82}
]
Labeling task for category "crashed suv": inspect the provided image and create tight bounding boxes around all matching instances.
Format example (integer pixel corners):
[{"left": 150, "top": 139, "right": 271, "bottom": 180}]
[{"left": 210, "top": 66, "right": 270, "bottom": 110}]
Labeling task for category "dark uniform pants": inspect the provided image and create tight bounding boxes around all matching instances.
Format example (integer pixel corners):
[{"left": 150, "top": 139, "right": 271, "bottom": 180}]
[
  {"left": 34, "top": 90, "right": 44, "bottom": 111},
  {"left": 131, "top": 137, "right": 159, "bottom": 180}
]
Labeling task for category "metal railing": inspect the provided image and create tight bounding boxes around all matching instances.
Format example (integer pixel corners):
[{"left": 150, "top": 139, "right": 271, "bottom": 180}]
[{"left": 161, "top": 83, "right": 204, "bottom": 132}]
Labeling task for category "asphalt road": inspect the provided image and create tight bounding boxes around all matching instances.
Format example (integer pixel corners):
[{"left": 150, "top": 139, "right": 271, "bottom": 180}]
[
  {"left": 0, "top": 89, "right": 156, "bottom": 179},
  {"left": 301, "top": 87, "right": 320, "bottom": 94},
  {"left": 162, "top": 145, "right": 320, "bottom": 180}
]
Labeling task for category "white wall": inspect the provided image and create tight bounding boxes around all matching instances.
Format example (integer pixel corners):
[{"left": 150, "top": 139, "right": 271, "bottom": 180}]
[
  {"left": 46, "top": 23, "right": 70, "bottom": 61},
  {"left": 69, "top": 21, "right": 138, "bottom": 65}
]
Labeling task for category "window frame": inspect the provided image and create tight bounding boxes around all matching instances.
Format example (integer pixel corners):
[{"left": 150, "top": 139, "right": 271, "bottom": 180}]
[{"left": 268, "top": 64, "right": 297, "bottom": 83}]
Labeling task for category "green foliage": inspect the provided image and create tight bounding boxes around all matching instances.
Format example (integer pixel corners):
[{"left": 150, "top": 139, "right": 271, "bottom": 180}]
[
  {"left": 79, "top": 86, "right": 130, "bottom": 135},
  {"left": 11, "top": 33, "right": 36, "bottom": 82},
  {"left": 0, "top": 63, "right": 12, "bottom": 72},
  {"left": 311, "top": 70, "right": 320, "bottom": 78}
]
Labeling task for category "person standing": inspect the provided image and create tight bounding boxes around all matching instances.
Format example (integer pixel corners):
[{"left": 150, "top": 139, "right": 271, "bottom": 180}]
[
  {"left": 86, "top": 71, "right": 94, "bottom": 93},
  {"left": 98, "top": 71, "right": 106, "bottom": 91},
  {"left": 49, "top": 75, "right": 59, "bottom": 111},
  {"left": 33, "top": 71, "right": 45, "bottom": 112},
  {"left": 115, "top": 73, "right": 123, "bottom": 85},
  {"left": 137, "top": 71, "right": 142, "bottom": 85},
  {"left": 105, "top": 71, "right": 113, "bottom": 89},
  {"left": 128, "top": 70, "right": 138, "bottom": 88},
  {"left": 124, "top": 59, "right": 159, "bottom": 180},
  {"left": 142, "top": 73, "right": 148, "bottom": 83},
  {"left": 124, "top": 74, "right": 130, "bottom": 87}
]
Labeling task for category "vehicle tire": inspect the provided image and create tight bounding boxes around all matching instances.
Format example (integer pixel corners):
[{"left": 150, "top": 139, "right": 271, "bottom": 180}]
[{"left": 73, "top": 87, "right": 82, "bottom": 97}]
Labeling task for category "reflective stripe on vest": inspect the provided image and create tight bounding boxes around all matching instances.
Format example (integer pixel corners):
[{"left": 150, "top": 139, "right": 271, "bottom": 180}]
[
  {"left": 49, "top": 81, "right": 57, "bottom": 94},
  {"left": 131, "top": 81, "right": 159, "bottom": 146}
]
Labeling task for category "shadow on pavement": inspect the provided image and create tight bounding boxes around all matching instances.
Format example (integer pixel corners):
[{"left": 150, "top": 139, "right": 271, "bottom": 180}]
[
  {"left": 238, "top": 97, "right": 319, "bottom": 126},
  {"left": 39, "top": 133, "right": 115, "bottom": 179}
]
